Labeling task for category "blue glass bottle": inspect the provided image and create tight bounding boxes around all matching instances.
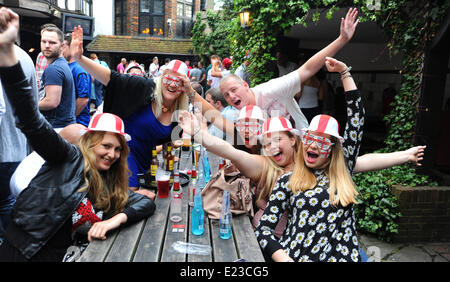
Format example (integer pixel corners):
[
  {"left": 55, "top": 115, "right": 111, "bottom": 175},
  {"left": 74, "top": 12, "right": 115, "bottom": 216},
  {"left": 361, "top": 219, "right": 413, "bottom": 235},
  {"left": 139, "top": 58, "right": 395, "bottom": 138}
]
[
  {"left": 191, "top": 183, "right": 204, "bottom": 236},
  {"left": 219, "top": 190, "right": 232, "bottom": 240},
  {"left": 196, "top": 148, "right": 206, "bottom": 190},
  {"left": 202, "top": 148, "right": 211, "bottom": 184}
]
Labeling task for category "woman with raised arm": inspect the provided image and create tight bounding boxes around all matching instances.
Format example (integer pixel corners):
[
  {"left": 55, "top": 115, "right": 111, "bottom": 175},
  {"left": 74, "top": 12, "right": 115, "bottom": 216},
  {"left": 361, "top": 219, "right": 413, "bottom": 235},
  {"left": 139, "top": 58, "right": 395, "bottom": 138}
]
[
  {"left": 180, "top": 56, "right": 426, "bottom": 243},
  {"left": 254, "top": 56, "right": 366, "bottom": 262},
  {"left": 0, "top": 8, "right": 155, "bottom": 261},
  {"left": 69, "top": 26, "right": 192, "bottom": 192}
]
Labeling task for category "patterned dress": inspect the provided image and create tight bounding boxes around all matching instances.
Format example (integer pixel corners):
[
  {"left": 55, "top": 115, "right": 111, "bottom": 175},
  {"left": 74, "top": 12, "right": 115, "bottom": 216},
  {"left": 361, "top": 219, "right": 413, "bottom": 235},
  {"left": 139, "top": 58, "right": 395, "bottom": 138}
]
[{"left": 255, "top": 89, "right": 365, "bottom": 262}]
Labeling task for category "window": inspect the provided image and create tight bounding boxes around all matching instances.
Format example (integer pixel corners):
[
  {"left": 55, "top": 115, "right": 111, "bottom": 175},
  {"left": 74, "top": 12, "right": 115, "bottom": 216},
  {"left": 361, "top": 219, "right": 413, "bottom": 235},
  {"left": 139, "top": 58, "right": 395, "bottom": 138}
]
[
  {"left": 115, "top": 0, "right": 127, "bottom": 35},
  {"left": 139, "top": 0, "right": 165, "bottom": 37},
  {"left": 57, "top": 0, "right": 92, "bottom": 17},
  {"left": 176, "top": 0, "right": 194, "bottom": 38}
]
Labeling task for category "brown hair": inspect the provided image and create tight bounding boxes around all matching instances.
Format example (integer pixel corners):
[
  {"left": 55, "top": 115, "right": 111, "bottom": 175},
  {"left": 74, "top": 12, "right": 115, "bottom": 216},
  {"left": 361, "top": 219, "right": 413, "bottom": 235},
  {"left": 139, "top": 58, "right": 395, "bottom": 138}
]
[{"left": 41, "top": 26, "right": 64, "bottom": 43}]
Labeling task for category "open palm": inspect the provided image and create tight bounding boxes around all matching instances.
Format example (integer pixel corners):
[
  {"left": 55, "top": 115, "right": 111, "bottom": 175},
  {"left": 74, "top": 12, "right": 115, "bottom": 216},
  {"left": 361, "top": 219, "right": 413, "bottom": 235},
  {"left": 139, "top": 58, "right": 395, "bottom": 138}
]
[
  {"left": 70, "top": 25, "right": 84, "bottom": 61},
  {"left": 179, "top": 110, "right": 200, "bottom": 137},
  {"left": 340, "top": 8, "right": 359, "bottom": 42}
]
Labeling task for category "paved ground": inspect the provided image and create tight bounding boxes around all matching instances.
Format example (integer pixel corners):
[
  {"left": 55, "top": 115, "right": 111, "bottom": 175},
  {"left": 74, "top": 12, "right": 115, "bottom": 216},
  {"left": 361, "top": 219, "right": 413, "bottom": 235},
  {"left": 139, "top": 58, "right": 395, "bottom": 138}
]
[{"left": 359, "top": 234, "right": 450, "bottom": 262}]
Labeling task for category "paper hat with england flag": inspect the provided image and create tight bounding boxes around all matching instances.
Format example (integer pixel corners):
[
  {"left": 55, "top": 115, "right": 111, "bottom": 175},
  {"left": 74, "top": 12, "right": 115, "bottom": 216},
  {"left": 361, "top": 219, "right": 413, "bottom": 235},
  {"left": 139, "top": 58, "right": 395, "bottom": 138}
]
[
  {"left": 261, "top": 116, "right": 300, "bottom": 137},
  {"left": 235, "top": 105, "right": 266, "bottom": 135},
  {"left": 302, "top": 114, "right": 344, "bottom": 143},
  {"left": 237, "top": 105, "right": 265, "bottom": 122},
  {"left": 81, "top": 113, "right": 131, "bottom": 141},
  {"left": 125, "top": 61, "right": 145, "bottom": 74},
  {"left": 166, "top": 59, "right": 189, "bottom": 77}
]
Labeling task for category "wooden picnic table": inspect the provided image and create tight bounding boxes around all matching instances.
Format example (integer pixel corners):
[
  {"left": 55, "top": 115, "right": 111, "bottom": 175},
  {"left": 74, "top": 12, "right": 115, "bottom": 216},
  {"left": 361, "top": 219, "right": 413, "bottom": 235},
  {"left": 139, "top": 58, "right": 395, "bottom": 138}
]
[
  {"left": 78, "top": 150, "right": 264, "bottom": 262},
  {"left": 77, "top": 191, "right": 264, "bottom": 262}
]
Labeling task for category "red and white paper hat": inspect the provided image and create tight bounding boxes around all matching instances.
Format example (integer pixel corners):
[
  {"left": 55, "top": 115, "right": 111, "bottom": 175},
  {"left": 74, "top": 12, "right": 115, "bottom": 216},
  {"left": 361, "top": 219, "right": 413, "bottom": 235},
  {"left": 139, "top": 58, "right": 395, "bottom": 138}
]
[
  {"left": 125, "top": 62, "right": 145, "bottom": 74},
  {"left": 261, "top": 116, "right": 300, "bottom": 136},
  {"left": 167, "top": 59, "right": 189, "bottom": 77},
  {"left": 237, "top": 105, "right": 265, "bottom": 122},
  {"left": 81, "top": 113, "right": 131, "bottom": 141},
  {"left": 235, "top": 105, "right": 265, "bottom": 135},
  {"left": 302, "top": 114, "right": 344, "bottom": 143}
]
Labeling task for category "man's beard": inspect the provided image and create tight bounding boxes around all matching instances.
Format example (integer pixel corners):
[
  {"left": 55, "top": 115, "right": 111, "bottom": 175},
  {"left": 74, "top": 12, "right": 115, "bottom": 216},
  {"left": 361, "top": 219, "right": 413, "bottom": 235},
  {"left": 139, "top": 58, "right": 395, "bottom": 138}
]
[{"left": 43, "top": 49, "right": 60, "bottom": 60}]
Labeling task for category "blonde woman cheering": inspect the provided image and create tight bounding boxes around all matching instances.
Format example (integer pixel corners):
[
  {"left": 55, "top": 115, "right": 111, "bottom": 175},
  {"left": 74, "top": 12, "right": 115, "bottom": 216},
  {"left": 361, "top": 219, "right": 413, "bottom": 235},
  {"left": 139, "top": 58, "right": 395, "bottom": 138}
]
[{"left": 255, "top": 57, "right": 365, "bottom": 262}]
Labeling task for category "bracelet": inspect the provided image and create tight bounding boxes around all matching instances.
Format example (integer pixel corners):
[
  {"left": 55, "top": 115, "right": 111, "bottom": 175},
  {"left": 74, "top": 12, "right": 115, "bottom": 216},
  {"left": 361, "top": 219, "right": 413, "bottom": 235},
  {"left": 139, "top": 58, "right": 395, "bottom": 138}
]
[
  {"left": 189, "top": 91, "right": 197, "bottom": 98},
  {"left": 340, "top": 66, "right": 352, "bottom": 75},
  {"left": 341, "top": 73, "right": 352, "bottom": 79}
]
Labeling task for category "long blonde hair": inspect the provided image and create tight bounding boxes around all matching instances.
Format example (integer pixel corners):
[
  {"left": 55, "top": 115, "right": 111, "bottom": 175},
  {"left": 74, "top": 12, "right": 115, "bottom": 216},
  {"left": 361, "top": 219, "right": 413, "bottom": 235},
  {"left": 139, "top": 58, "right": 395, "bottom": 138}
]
[
  {"left": 289, "top": 139, "right": 358, "bottom": 207},
  {"left": 78, "top": 131, "right": 130, "bottom": 215},
  {"left": 257, "top": 131, "right": 298, "bottom": 202}
]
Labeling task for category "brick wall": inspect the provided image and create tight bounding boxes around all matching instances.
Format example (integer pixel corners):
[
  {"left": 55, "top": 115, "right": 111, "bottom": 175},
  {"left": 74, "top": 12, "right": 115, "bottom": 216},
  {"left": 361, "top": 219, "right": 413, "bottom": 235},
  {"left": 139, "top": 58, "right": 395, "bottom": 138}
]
[
  {"left": 128, "top": 0, "right": 139, "bottom": 35},
  {"left": 166, "top": 0, "right": 175, "bottom": 38},
  {"left": 391, "top": 185, "right": 450, "bottom": 242}
]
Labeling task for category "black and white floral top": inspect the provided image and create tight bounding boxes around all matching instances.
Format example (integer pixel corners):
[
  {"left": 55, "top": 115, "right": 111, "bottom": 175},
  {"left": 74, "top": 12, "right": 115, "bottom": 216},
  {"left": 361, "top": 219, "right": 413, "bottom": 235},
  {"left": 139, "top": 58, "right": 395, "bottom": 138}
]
[{"left": 255, "top": 89, "right": 365, "bottom": 262}]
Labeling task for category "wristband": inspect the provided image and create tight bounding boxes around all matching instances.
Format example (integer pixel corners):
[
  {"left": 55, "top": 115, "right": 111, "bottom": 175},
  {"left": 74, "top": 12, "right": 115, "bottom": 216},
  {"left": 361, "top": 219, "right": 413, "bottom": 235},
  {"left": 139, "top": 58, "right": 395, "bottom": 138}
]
[{"left": 340, "top": 66, "right": 352, "bottom": 75}]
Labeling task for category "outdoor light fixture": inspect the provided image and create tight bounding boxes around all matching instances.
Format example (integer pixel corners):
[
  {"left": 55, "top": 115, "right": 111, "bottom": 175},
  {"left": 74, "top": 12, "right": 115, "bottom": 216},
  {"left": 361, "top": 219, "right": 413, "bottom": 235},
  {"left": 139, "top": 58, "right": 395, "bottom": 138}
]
[{"left": 239, "top": 9, "right": 251, "bottom": 28}]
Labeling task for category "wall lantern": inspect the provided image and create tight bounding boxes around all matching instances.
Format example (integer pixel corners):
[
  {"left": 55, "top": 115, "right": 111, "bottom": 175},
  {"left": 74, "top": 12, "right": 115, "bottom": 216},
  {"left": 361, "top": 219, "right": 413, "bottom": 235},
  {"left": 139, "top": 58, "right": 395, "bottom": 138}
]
[{"left": 239, "top": 9, "right": 251, "bottom": 29}]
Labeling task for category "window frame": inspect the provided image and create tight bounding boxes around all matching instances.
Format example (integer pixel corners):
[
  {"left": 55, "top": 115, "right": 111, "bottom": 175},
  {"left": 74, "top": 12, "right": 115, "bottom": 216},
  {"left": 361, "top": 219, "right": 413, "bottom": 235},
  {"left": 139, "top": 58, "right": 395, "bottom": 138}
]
[
  {"left": 176, "top": 0, "right": 194, "bottom": 39},
  {"left": 139, "top": 0, "right": 165, "bottom": 37}
]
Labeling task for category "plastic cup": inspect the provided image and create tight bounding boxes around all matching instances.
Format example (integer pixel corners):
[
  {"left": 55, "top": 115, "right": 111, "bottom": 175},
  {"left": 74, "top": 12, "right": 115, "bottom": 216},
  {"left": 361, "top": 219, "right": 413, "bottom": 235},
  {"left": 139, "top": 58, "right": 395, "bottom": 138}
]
[
  {"left": 178, "top": 153, "right": 190, "bottom": 172},
  {"left": 156, "top": 169, "right": 171, "bottom": 198}
]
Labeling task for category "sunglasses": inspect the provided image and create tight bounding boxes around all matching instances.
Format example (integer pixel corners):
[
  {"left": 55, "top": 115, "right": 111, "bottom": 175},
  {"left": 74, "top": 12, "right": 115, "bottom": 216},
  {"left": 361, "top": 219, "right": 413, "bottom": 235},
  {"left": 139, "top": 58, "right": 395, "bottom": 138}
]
[
  {"left": 301, "top": 131, "right": 335, "bottom": 152},
  {"left": 162, "top": 74, "right": 183, "bottom": 88}
]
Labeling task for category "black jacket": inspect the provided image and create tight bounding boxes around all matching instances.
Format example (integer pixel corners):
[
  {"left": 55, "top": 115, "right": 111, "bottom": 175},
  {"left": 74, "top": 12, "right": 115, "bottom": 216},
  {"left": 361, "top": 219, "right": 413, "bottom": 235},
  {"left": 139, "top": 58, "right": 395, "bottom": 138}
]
[{"left": 0, "top": 63, "right": 156, "bottom": 259}]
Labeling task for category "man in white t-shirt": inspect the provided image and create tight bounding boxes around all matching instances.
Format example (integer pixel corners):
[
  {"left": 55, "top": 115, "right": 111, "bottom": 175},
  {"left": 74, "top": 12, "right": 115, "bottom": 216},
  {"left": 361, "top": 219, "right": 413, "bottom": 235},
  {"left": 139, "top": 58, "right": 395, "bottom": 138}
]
[
  {"left": 148, "top": 56, "right": 159, "bottom": 77},
  {"left": 183, "top": 8, "right": 358, "bottom": 137},
  {"left": 218, "top": 8, "right": 359, "bottom": 130},
  {"left": 207, "top": 55, "right": 221, "bottom": 89}
]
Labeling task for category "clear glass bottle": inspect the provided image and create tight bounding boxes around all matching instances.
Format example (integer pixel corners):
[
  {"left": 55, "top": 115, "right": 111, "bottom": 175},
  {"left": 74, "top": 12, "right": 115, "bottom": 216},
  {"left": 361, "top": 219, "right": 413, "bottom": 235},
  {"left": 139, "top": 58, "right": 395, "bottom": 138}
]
[
  {"left": 188, "top": 177, "right": 196, "bottom": 207},
  {"left": 219, "top": 190, "right": 232, "bottom": 240},
  {"left": 170, "top": 169, "right": 182, "bottom": 222}
]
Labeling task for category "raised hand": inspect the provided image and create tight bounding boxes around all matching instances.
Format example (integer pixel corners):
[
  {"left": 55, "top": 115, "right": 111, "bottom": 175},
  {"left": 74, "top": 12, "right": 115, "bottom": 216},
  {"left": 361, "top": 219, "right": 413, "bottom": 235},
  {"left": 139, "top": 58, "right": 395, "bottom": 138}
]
[
  {"left": 70, "top": 25, "right": 84, "bottom": 62},
  {"left": 339, "top": 8, "right": 359, "bottom": 43},
  {"left": 324, "top": 57, "right": 348, "bottom": 73},
  {"left": 178, "top": 110, "right": 201, "bottom": 137},
  {"left": 0, "top": 8, "right": 19, "bottom": 66},
  {"left": 406, "top": 145, "right": 426, "bottom": 166}
]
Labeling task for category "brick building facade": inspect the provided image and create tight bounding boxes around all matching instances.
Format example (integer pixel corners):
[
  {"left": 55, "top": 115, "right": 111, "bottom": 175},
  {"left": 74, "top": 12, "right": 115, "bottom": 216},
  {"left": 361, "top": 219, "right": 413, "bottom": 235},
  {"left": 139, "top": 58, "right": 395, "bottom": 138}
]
[{"left": 88, "top": 0, "right": 204, "bottom": 70}]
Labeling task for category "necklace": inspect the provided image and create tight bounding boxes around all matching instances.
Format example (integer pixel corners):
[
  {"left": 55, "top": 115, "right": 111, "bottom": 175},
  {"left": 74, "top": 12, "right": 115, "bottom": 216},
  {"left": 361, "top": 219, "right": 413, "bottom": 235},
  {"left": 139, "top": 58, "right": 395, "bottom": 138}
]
[{"left": 162, "top": 104, "right": 170, "bottom": 113}]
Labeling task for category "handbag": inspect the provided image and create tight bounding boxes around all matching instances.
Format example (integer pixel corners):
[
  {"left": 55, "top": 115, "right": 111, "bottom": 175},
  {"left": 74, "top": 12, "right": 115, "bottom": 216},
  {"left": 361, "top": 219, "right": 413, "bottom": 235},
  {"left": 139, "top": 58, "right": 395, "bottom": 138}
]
[{"left": 201, "top": 164, "right": 254, "bottom": 219}]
